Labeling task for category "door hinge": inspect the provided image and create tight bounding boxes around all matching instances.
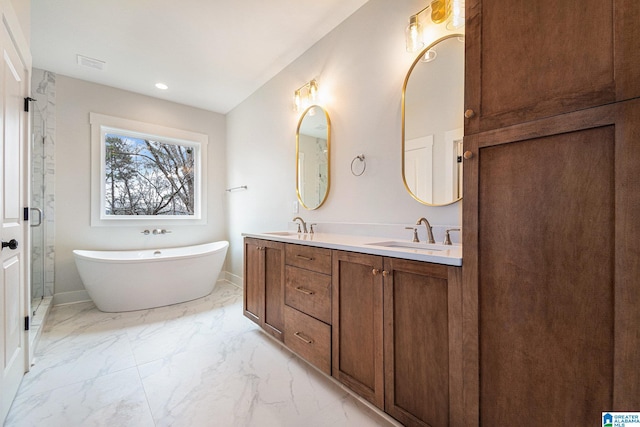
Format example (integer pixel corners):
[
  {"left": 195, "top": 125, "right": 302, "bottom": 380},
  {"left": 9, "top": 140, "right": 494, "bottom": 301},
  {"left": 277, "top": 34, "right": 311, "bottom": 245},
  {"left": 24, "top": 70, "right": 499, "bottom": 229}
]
[
  {"left": 24, "top": 316, "right": 30, "bottom": 331},
  {"left": 24, "top": 207, "right": 29, "bottom": 221}
]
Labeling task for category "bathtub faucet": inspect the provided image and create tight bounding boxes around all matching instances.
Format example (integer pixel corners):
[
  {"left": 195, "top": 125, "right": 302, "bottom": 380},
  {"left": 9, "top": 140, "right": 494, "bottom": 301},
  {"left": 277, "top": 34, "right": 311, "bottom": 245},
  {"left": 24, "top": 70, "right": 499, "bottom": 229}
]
[{"left": 152, "top": 229, "right": 172, "bottom": 235}]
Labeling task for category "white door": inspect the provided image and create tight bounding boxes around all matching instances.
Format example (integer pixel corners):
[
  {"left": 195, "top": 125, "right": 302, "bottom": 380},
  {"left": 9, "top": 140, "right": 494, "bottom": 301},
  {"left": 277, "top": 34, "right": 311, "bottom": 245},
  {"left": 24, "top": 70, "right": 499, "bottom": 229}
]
[
  {"left": 405, "top": 135, "right": 434, "bottom": 203},
  {"left": 0, "top": 17, "right": 27, "bottom": 423}
]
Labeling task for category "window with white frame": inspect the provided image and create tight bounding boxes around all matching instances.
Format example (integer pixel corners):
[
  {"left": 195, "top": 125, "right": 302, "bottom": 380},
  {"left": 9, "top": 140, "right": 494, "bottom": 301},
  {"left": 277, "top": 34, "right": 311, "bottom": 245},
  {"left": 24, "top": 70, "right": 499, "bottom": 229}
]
[{"left": 90, "top": 113, "right": 208, "bottom": 226}]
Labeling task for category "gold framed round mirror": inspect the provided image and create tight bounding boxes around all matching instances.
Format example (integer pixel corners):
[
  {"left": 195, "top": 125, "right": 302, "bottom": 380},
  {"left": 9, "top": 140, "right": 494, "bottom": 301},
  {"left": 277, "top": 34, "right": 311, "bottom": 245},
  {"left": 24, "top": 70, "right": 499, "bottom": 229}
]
[
  {"left": 402, "top": 34, "right": 465, "bottom": 206},
  {"left": 296, "top": 105, "right": 330, "bottom": 210}
]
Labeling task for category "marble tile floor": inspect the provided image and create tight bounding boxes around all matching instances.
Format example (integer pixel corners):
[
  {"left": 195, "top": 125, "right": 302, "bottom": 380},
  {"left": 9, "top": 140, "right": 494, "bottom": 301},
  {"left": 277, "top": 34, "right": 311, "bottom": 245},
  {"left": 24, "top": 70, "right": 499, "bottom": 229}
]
[{"left": 5, "top": 281, "right": 399, "bottom": 427}]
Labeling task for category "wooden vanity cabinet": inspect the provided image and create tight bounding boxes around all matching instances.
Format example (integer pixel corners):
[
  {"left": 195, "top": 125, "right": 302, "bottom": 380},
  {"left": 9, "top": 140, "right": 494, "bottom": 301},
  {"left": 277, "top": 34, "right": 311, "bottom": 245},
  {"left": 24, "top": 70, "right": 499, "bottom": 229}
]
[
  {"left": 245, "top": 239, "right": 464, "bottom": 425},
  {"left": 464, "top": 0, "right": 640, "bottom": 135},
  {"left": 243, "top": 238, "right": 285, "bottom": 341}
]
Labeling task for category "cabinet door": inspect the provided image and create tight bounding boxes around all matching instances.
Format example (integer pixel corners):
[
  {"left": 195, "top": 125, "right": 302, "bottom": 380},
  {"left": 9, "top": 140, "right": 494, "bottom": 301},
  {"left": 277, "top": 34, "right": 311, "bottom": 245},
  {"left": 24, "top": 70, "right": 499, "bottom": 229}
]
[
  {"left": 332, "top": 251, "right": 384, "bottom": 409},
  {"left": 243, "top": 238, "right": 285, "bottom": 341},
  {"left": 462, "top": 101, "right": 640, "bottom": 425},
  {"left": 263, "top": 240, "right": 285, "bottom": 340},
  {"left": 383, "top": 258, "right": 462, "bottom": 427},
  {"left": 243, "top": 238, "right": 263, "bottom": 324},
  {"left": 464, "top": 0, "right": 640, "bottom": 134}
]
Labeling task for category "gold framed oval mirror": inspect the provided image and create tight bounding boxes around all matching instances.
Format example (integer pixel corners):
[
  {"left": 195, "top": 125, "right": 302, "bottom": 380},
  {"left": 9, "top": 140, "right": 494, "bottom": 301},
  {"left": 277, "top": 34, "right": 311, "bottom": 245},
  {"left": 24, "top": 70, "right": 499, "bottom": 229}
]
[
  {"left": 296, "top": 105, "right": 330, "bottom": 210},
  {"left": 402, "top": 34, "right": 465, "bottom": 206}
]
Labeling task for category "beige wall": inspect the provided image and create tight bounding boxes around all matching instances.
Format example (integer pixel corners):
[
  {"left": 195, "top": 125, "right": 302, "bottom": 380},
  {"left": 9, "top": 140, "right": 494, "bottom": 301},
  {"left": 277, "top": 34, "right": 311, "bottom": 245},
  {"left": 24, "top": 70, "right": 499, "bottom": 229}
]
[
  {"left": 225, "top": 0, "right": 462, "bottom": 278},
  {"left": 54, "top": 76, "right": 227, "bottom": 300}
]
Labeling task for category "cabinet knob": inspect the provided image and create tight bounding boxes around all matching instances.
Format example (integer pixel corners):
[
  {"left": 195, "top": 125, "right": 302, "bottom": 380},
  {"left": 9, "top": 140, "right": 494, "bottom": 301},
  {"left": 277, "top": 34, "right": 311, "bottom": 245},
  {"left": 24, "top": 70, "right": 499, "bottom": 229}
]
[
  {"left": 382, "top": 270, "right": 389, "bottom": 277},
  {"left": 372, "top": 268, "right": 380, "bottom": 276},
  {"left": 463, "top": 151, "right": 474, "bottom": 160},
  {"left": 464, "top": 109, "right": 476, "bottom": 119}
]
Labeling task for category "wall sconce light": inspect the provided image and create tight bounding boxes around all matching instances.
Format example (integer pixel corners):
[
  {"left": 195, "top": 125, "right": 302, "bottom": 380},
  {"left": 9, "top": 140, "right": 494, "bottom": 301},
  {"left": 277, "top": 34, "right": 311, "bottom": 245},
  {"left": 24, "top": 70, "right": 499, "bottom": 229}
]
[
  {"left": 293, "top": 79, "right": 319, "bottom": 112},
  {"left": 405, "top": 14, "right": 424, "bottom": 53},
  {"left": 405, "top": 0, "right": 465, "bottom": 53}
]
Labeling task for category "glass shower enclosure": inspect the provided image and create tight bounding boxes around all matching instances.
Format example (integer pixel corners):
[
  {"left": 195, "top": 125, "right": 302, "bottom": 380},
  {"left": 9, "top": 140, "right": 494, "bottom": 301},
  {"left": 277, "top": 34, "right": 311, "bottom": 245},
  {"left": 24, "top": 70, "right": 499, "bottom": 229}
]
[
  {"left": 30, "top": 102, "right": 47, "bottom": 314},
  {"left": 29, "top": 69, "right": 55, "bottom": 319}
]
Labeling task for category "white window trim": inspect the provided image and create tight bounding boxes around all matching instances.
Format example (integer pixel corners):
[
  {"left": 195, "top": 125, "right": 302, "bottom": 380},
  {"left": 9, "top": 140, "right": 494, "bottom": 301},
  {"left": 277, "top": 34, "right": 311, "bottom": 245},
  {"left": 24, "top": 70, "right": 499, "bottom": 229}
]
[{"left": 90, "top": 113, "right": 208, "bottom": 226}]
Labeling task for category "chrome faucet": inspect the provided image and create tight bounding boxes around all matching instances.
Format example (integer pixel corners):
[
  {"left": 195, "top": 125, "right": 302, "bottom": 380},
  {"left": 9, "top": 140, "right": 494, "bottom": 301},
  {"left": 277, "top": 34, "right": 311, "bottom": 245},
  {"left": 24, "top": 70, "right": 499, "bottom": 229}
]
[
  {"left": 293, "top": 216, "right": 308, "bottom": 234},
  {"left": 416, "top": 217, "right": 435, "bottom": 244}
]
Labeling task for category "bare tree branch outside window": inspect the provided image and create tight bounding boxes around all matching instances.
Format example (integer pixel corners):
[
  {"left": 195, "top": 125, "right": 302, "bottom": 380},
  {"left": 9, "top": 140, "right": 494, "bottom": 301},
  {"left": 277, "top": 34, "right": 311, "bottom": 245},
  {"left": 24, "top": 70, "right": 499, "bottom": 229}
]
[{"left": 105, "top": 134, "right": 195, "bottom": 216}]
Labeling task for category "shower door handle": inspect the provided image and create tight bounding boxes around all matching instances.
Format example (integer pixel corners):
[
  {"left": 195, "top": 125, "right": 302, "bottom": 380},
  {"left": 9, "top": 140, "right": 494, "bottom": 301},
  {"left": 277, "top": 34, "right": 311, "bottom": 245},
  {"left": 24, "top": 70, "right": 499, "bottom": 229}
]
[{"left": 30, "top": 208, "right": 43, "bottom": 227}]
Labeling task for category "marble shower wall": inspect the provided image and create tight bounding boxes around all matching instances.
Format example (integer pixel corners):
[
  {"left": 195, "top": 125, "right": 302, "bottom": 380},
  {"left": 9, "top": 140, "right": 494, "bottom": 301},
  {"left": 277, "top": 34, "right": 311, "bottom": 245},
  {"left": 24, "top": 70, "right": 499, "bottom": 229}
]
[{"left": 31, "top": 69, "right": 56, "bottom": 299}]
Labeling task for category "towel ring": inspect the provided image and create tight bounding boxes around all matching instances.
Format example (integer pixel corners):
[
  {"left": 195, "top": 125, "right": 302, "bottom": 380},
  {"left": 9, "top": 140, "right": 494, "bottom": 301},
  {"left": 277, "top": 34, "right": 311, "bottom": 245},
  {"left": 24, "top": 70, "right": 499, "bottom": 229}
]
[{"left": 351, "top": 154, "right": 366, "bottom": 176}]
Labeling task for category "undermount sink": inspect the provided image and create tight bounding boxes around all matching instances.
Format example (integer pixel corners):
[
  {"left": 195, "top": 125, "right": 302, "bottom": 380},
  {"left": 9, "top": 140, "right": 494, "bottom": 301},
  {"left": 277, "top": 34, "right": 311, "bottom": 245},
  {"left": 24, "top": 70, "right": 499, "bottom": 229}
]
[
  {"left": 366, "top": 241, "right": 451, "bottom": 252},
  {"left": 263, "top": 231, "right": 299, "bottom": 236}
]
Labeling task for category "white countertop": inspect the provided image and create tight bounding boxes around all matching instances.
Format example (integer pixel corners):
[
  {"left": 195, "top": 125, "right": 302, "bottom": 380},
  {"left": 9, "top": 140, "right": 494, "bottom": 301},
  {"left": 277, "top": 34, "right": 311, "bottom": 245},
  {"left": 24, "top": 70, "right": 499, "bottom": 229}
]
[{"left": 242, "top": 231, "right": 462, "bottom": 267}]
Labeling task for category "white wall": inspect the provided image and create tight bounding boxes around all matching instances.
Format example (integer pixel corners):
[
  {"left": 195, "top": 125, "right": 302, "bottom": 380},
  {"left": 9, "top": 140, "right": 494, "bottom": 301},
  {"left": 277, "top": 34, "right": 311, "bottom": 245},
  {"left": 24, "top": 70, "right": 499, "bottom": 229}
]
[
  {"left": 225, "top": 0, "right": 462, "bottom": 278},
  {"left": 55, "top": 76, "right": 227, "bottom": 301}
]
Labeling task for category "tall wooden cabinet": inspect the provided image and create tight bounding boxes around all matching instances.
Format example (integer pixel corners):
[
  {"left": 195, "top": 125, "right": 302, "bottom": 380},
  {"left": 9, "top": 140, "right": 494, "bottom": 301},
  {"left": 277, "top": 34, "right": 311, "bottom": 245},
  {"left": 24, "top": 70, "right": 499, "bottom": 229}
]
[{"left": 463, "top": 1, "right": 640, "bottom": 425}]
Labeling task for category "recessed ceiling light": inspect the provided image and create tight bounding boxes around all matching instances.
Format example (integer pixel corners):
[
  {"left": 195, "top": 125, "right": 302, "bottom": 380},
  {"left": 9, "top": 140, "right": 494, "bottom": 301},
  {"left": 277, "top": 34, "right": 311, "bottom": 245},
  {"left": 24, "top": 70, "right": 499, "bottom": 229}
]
[{"left": 155, "top": 83, "right": 168, "bottom": 90}]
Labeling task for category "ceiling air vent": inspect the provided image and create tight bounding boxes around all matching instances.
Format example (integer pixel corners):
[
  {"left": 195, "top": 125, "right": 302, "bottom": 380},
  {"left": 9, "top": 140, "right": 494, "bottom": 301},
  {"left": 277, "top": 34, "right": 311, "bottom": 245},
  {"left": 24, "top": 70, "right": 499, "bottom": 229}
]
[{"left": 77, "top": 54, "right": 106, "bottom": 71}]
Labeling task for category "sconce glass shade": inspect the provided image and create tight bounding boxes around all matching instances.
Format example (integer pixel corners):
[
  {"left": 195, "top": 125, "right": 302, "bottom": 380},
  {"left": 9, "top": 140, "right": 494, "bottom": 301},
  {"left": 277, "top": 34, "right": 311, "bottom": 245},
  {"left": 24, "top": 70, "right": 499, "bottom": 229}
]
[
  {"left": 446, "top": 0, "right": 465, "bottom": 29},
  {"left": 294, "top": 89, "right": 302, "bottom": 111},
  {"left": 430, "top": 0, "right": 450, "bottom": 24},
  {"left": 309, "top": 80, "right": 318, "bottom": 102},
  {"left": 405, "top": 15, "right": 424, "bottom": 53}
]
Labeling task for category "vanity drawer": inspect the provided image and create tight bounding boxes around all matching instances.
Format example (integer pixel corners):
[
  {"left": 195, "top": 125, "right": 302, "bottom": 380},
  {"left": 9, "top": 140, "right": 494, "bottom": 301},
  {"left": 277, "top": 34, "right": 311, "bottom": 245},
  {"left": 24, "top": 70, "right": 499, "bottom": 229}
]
[
  {"left": 284, "top": 306, "right": 331, "bottom": 375},
  {"left": 285, "top": 244, "right": 332, "bottom": 274},
  {"left": 285, "top": 265, "right": 331, "bottom": 324}
]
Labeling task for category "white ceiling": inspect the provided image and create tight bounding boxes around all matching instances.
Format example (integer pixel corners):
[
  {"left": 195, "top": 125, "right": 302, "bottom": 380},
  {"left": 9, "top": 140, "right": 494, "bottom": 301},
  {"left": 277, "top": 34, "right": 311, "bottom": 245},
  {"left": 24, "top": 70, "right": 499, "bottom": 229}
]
[{"left": 30, "top": 0, "right": 370, "bottom": 114}]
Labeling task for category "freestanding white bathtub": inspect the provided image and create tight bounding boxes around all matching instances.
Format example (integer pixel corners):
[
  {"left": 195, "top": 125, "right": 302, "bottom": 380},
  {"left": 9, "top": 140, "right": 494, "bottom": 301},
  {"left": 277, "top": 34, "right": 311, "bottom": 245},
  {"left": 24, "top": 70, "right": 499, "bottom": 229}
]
[{"left": 73, "top": 241, "right": 229, "bottom": 312}]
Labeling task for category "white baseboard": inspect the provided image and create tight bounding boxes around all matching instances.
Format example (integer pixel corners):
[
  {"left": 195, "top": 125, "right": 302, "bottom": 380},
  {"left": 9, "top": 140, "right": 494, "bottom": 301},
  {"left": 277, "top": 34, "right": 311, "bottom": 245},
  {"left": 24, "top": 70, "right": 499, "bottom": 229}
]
[
  {"left": 225, "top": 271, "right": 242, "bottom": 289},
  {"left": 52, "top": 290, "right": 92, "bottom": 306}
]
